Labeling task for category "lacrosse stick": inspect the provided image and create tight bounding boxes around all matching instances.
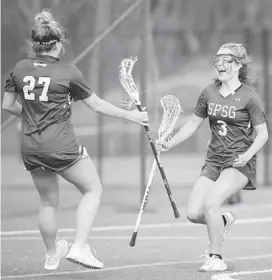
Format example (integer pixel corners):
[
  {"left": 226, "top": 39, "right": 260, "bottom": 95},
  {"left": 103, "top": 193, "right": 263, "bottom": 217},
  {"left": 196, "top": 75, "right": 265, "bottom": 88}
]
[
  {"left": 119, "top": 57, "right": 180, "bottom": 220},
  {"left": 129, "top": 95, "right": 182, "bottom": 247}
]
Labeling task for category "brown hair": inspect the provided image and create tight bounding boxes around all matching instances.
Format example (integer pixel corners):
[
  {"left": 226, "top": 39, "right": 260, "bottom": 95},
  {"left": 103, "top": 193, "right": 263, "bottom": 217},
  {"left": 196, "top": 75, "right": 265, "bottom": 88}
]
[
  {"left": 215, "top": 43, "right": 253, "bottom": 84},
  {"left": 31, "top": 9, "right": 67, "bottom": 54}
]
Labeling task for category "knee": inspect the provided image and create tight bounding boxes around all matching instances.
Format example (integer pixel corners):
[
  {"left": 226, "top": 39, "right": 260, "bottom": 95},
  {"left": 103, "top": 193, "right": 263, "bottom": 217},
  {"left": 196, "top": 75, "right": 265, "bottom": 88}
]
[
  {"left": 83, "top": 182, "right": 103, "bottom": 198},
  {"left": 186, "top": 208, "right": 204, "bottom": 224},
  {"left": 94, "top": 183, "right": 103, "bottom": 197},
  {"left": 40, "top": 196, "right": 59, "bottom": 208},
  {"left": 204, "top": 198, "right": 220, "bottom": 214}
]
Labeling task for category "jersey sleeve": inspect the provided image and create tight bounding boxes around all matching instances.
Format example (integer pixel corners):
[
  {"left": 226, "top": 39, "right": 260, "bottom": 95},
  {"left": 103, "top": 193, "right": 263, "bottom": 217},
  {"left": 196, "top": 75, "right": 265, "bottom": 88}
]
[
  {"left": 70, "top": 66, "right": 94, "bottom": 101},
  {"left": 247, "top": 92, "right": 268, "bottom": 126},
  {"left": 193, "top": 88, "right": 208, "bottom": 119},
  {"left": 4, "top": 72, "right": 17, "bottom": 93}
]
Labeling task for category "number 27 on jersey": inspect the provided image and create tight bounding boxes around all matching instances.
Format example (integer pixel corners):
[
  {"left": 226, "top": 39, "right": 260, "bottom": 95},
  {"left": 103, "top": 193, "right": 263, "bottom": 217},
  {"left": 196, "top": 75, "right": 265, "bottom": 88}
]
[{"left": 23, "top": 76, "right": 51, "bottom": 102}]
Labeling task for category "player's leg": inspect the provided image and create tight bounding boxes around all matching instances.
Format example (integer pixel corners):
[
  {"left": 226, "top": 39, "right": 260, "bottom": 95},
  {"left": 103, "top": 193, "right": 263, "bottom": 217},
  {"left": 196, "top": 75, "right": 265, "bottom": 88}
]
[
  {"left": 201, "top": 168, "right": 248, "bottom": 271},
  {"left": 187, "top": 164, "right": 236, "bottom": 243},
  {"left": 186, "top": 176, "right": 215, "bottom": 224},
  {"left": 59, "top": 155, "right": 102, "bottom": 249},
  {"left": 187, "top": 164, "right": 231, "bottom": 226},
  {"left": 58, "top": 149, "right": 103, "bottom": 268},
  {"left": 31, "top": 170, "right": 59, "bottom": 255},
  {"left": 30, "top": 170, "right": 69, "bottom": 270}
]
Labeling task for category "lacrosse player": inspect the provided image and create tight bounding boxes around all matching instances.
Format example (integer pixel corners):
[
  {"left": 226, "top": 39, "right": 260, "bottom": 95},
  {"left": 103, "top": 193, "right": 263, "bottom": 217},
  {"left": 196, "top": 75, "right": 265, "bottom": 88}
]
[
  {"left": 3, "top": 9, "right": 148, "bottom": 270},
  {"left": 157, "top": 43, "right": 268, "bottom": 272}
]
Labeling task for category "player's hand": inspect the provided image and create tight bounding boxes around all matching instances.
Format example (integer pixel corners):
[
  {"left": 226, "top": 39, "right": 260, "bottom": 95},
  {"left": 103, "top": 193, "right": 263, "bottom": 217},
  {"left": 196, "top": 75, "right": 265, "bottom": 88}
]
[
  {"left": 120, "top": 98, "right": 146, "bottom": 111},
  {"left": 155, "top": 140, "right": 172, "bottom": 152},
  {"left": 128, "top": 109, "right": 148, "bottom": 126},
  {"left": 120, "top": 98, "right": 135, "bottom": 110},
  {"left": 232, "top": 153, "right": 252, "bottom": 168}
]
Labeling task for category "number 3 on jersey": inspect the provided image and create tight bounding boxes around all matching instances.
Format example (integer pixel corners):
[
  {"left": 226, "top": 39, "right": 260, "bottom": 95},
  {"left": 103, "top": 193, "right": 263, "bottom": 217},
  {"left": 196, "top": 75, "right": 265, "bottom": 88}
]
[
  {"left": 217, "top": 120, "right": 227, "bottom": 136},
  {"left": 23, "top": 76, "right": 51, "bottom": 102}
]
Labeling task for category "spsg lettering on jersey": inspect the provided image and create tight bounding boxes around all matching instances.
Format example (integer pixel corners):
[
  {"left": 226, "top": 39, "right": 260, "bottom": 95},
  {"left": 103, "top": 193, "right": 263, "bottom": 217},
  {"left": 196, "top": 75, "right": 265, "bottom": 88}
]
[{"left": 208, "top": 103, "right": 236, "bottom": 118}]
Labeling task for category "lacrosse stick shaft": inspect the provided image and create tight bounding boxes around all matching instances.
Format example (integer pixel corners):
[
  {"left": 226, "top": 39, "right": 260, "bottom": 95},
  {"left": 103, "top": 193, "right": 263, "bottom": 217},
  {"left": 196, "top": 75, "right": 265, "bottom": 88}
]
[
  {"left": 136, "top": 104, "right": 180, "bottom": 219},
  {"left": 129, "top": 157, "right": 157, "bottom": 247}
]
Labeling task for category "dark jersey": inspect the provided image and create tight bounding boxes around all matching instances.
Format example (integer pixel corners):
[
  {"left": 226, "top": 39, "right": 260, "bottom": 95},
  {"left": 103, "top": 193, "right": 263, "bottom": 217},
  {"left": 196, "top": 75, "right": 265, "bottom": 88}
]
[
  {"left": 4, "top": 55, "right": 93, "bottom": 154},
  {"left": 194, "top": 83, "right": 267, "bottom": 166}
]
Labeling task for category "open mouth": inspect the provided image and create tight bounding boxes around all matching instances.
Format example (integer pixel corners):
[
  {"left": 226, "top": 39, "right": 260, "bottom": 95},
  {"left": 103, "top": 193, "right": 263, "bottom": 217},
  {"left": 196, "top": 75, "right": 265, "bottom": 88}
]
[{"left": 217, "top": 69, "right": 226, "bottom": 75}]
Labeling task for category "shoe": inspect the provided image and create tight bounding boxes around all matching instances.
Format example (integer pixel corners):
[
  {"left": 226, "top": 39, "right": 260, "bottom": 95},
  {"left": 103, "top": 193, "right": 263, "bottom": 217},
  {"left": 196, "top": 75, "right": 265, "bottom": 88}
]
[
  {"left": 211, "top": 273, "right": 236, "bottom": 280},
  {"left": 66, "top": 244, "right": 104, "bottom": 269},
  {"left": 222, "top": 211, "right": 236, "bottom": 239},
  {"left": 201, "top": 212, "right": 236, "bottom": 260},
  {"left": 199, "top": 255, "right": 227, "bottom": 272},
  {"left": 44, "top": 239, "right": 69, "bottom": 270}
]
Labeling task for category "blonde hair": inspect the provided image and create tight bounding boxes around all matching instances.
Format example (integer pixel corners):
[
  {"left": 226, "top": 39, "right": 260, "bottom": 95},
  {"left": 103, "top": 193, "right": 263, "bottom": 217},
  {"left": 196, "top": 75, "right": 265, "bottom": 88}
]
[
  {"left": 31, "top": 9, "right": 67, "bottom": 54},
  {"left": 219, "top": 43, "right": 252, "bottom": 84}
]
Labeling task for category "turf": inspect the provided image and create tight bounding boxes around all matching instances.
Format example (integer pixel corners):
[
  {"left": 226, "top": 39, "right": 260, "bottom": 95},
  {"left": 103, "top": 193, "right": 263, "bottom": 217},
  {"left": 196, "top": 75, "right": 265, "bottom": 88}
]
[{"left": 1, "top": 154, "right": 272, "bottom": 280}]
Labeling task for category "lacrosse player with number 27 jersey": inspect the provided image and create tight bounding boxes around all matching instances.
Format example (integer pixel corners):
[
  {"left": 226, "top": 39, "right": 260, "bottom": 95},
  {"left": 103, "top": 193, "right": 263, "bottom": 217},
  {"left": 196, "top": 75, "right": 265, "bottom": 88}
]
[
  {"left": 5, "top": 56, "right": 92, "bottom": 162},
  {"left": 3, "top": 9, "right": 148, "bottom": 271}
]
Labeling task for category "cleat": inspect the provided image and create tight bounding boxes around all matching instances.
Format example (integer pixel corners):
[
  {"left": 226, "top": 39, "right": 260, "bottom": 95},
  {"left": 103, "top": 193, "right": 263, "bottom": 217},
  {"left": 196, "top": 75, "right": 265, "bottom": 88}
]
[
  {"left": 44, "top": 239, "right": 69, "bottom": 270},
  {"left": 66, "top": 244, "right": 104, "bottom": 269},
  {"left": 199, "top": 255, "right": 227, "bottom": 272},
  {"left": 201, "top": 212, "right": 236, "bottom": 258},
  {"left": 200, "top": 212, "right": 236, "bottom": 261},
  {"left": 222, "top": 211, "right": 236, "bottom": 239},
  {"left": 211, "top": 273, "right": 236, "bottom": 280}
]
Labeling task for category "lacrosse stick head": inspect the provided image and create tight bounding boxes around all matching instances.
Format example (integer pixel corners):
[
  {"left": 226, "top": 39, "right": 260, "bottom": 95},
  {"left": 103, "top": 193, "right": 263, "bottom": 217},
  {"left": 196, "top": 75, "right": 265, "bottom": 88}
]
[
  {"left": 158, "top": 95, "right": 183, "bottom": 143},
  {"left": 119, "top": 57, "right": 140, "bottom": 105}
]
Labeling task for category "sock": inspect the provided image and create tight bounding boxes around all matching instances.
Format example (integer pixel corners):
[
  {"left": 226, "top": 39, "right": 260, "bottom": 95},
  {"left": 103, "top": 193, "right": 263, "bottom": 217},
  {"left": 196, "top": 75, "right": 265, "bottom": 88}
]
[
  {"left": 222, "top": 214, "right": 227, "bottom": 227},
  {"left": 210, "top": 253, "right": 222, "bottom": 260}
]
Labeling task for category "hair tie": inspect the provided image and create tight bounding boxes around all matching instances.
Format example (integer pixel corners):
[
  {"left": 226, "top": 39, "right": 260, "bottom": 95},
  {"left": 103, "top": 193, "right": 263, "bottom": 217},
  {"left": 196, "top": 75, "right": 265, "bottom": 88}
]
[{"left": 33, "top": 39, "right": 58, "bottom": 45}]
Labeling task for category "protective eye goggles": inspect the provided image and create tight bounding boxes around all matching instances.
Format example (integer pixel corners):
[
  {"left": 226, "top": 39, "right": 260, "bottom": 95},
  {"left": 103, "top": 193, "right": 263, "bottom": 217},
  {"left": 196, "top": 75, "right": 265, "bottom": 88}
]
[{"left": 214, "top": 54, "right": 238, "bottom": 64}]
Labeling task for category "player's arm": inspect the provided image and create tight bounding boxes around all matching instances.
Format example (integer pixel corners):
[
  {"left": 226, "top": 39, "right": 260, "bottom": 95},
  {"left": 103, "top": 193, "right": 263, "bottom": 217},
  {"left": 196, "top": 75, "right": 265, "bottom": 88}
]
[
  {"left": 70, "top": 66, "right": 148, "bottom": 125},
  {"left": 170, "top": 88, "right": 208, "bottom": 148},
  {"left": 244, "top": 94, "right": 269, "bottom": 158},
  {"left": 83, "top": 93, "right": 147, "bottom": 125},
  {"left": 244, "top": 123, "right": 268, "bottom": 158},
  {"left": 2, "top": 72, "right": 22, "bottom": 117},
  {"left": 157, "top": 88, "right": 207, "bottom": 151},
  {"left": 233, "top": 93, "right": 268, "bottom": 168},
  {"left": 168, "top": 114, "right": 204, "bottom": 149},
  {"left": 2, "top": 91, "right": 22, "bottom": 117}
]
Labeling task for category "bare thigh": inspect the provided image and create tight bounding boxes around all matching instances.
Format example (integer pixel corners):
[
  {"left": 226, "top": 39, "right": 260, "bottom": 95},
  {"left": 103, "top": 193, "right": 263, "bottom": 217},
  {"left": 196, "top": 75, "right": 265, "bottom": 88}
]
[
  {"left": 205, "top": 168, "right": 248, "bottom": 211},
  {"left": 187, "top": 176, "right": 215, "bottom": 221},
  {"left": 58, "top": 155, "right": 102, "bottom": 195},
  {"left": 30, "top": 170, "right": 59, "bottom": 207}
]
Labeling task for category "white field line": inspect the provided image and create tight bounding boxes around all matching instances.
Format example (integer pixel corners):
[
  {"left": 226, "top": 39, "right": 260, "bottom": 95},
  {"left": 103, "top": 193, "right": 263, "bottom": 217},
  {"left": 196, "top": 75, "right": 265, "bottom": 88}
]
[
  {"left": 212, "top": 268, "right": 272, "bottom": 280},
  {"left": 1, "top": 254, "right": 272, "bottom": 279},
  {"left": 2, "top": 236, "right": 272, "bottom": 241},
  {"left": 1, "top": 217, "right": 272, "bottom": 237},
  {"left": 228, "top": 268, "right": 272, "bottom": 276}
]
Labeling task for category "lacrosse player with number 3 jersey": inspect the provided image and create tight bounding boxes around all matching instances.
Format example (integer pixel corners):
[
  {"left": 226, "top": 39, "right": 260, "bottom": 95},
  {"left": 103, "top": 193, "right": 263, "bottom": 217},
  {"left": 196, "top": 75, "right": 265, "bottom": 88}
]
[
  {"left": 195, "top": 81, "right": 267, "bottom": 190},
  {"left": 3, "top": 9, "right": 148, "bottom": 271},
  {"left": 157, "top": 43, "right": 268, "bottom": 272}
]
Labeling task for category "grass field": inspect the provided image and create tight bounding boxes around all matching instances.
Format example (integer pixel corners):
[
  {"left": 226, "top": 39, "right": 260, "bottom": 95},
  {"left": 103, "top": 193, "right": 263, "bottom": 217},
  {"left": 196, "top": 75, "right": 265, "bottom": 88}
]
[{"left": 1, "top": 154, "right": 272, "bottom": 280}]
